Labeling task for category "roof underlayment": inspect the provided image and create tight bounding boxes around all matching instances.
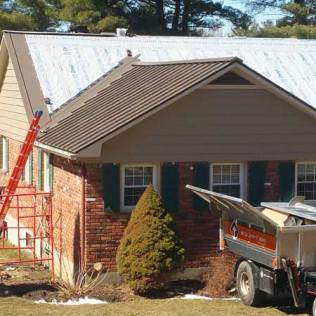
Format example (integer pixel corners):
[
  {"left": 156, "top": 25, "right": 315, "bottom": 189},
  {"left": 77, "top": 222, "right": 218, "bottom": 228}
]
[{"left": 25, "top": 34, "right": 316, "bottom": 113}]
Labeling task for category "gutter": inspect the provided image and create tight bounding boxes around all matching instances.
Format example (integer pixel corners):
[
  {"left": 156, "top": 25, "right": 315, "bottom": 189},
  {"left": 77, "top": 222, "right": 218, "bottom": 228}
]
[
  {"left": 81, "top": 164, "right": 86, "bottom": 271},
  {"left": 35, "top": 141, "right": 76, "bottom": 159}
]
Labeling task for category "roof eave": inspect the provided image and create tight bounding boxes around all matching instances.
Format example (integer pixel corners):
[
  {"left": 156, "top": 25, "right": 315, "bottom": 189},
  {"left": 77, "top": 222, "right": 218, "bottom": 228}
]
[{"left": 35, "top": 141, "right": 76, "bottom": 159}]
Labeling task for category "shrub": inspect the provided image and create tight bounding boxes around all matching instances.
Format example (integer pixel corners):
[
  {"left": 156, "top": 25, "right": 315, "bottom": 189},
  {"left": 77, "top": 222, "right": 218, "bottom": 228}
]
[{"left": 116, "top": 185, "right": 185, "bottom": 295}]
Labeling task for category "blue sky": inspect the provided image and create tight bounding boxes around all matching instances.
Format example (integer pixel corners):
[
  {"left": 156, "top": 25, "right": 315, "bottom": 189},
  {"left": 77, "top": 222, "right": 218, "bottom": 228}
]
[{"left": 223, "top": 0, "right": 285, "bottom": 24}]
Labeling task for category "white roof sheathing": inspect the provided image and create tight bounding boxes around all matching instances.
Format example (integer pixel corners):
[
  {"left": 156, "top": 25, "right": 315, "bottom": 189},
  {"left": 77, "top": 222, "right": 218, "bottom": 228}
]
[{"left": 25, "top": 34, "right": 316, "bottom": 113}]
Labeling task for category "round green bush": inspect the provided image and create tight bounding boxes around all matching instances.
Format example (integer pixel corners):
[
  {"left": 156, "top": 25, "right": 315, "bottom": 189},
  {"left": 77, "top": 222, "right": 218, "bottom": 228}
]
[{"left": 116, "top": 184, "right": 185, "bottom": 295}]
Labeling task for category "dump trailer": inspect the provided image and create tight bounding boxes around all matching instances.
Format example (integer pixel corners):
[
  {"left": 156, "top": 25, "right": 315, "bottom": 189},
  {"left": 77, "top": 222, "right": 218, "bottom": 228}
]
[{"left": 187, "top": 185, "right": 316, "bottom": 315}]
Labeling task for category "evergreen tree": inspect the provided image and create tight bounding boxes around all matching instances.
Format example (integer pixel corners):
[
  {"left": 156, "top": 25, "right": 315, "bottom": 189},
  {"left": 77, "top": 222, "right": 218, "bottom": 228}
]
[{"left": 116, "top": 185, "right": 185, "bottom": 295}]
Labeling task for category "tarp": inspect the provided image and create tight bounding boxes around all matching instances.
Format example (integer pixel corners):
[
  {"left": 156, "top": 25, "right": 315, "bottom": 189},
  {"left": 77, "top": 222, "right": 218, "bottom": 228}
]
[{"left": 25, "top": 34, "right": 316, "bottom": 113}]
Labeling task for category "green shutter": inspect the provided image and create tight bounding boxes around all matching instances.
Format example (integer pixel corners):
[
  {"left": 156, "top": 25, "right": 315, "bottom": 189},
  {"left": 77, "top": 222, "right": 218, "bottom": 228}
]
[
  {"left": 102, "top": 164, "right": 120, "bottom": 212},
  {"left": 279, "top": 161, "right": 295, "bottom": 202},
  {"left": 248, "top": 162, "right": 266, "bottom": 206},
  {"left": 161, "top": 163, "right": 179, "bottom": 212},
  {"left": 38, "top": 149, "right": 43, "bottom": 190},
  {"left": 29, "top": 151, "right": 33, "bottom": 185},
  {"left": 49, "top": 154, "right": 54, "bottom": 192},
  {"left": 192, "top": 162, "right": 210, "bottom": 211}
]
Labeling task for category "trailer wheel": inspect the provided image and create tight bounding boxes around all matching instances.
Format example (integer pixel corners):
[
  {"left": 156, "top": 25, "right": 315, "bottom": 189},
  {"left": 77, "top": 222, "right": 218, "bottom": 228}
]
[
  {"left": 236, "top": 261, "right": 264, "bottom": 306},
  {"left": 312, "top": 298, "right": 316, "bottom": 316}
]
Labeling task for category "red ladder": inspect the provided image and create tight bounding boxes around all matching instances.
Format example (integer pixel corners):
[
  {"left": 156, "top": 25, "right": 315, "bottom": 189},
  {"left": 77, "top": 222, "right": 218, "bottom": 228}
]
[{"left": 0, "top": 110, "right": 43, "bottom": 223}]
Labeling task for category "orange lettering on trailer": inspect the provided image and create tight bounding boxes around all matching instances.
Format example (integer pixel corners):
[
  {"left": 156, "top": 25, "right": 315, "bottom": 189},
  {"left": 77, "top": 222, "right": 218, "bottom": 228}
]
[{"left": 224, "top": 220, "right": 276, "bottom": 251}]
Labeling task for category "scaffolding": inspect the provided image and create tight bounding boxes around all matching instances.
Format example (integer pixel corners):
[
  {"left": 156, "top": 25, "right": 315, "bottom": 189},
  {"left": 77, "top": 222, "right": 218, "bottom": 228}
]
[{"left": 0, "top": 186, "right": 54, "bottom": 279}]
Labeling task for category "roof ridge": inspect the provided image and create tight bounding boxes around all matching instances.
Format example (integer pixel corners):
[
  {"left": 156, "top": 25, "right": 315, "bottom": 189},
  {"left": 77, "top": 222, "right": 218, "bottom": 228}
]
[
  {"left": 133, "top": 57, "right": 242, "bottom": 66},
  {"left": 3, "top": 30, "right": 117, "bottom": 37}
]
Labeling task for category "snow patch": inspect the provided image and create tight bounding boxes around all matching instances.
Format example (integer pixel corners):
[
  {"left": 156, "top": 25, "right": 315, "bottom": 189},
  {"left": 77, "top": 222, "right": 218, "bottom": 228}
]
[
  {"left": 35, "top": 296, "right": 108, "bottom": 305},
  {"left": 181, "top": 294, "right": 239, "bottom": 301}
]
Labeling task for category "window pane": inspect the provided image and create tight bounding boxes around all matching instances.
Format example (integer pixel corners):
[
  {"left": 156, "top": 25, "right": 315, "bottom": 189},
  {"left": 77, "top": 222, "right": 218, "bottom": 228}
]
[
  {"left": 306, "top": 165, "right": 314, "bottom": 174},
  {"left": 297, "top": 164, "right": 305, "bottom": 173},
  {"left": 296, "top": 164, "right": 316, "bottom": 200},
  {"left": 222, "top": 175, "right": 230, "bottom": 184},
  {"left": 213, "top": 165, "right": 221, "bottom": 174},
  {"left": 134, "top": 176, "right": 143, "bottom": 185},
  {"left": 144, "top": 175, "right": 153, "bottom": 185},
  {"left": 144, "top": 167, "right": 153, "bottom": 176},
  {"left": 231, "top": 174, "right": 240, "bottom": 183},
  {"left": 125, "top": 167, "right": 133, "bottom": 177},
  {"left": 134, "top": 167, "right": 143, "bottom": 176},
  {"left": 125, "top": 176, "right": 133, "bottom": 185},
  {"left": 213, "top": 174, "right": 221, "bottom": 184},
  {"left": 231, "top": 165, "right": 240, "bottom": 173},
  {"left": 124, "top": 187, "right": 146, "bottom": 206},
  {"left": 213, "top": 184, "right": 240, "bottom": 198},
  {"left": 222, "top": 165, "right": 230, "bottom": 174}
]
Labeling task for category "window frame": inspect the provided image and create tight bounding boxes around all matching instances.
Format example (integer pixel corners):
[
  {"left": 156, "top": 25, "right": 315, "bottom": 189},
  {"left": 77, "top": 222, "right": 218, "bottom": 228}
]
[
  {"left": 120, "top": 164, "right": 159, "bottom": 212},
  {"left": 295, "top": 161, "right": 316, "bottom": 201},
  {"left": 24, "top": 151, "right": 32, "bottom": 185},
  {"left": 210, "top": 162, "right": 246, "bottom": 199},
  {"left": 2, "top": 137, "right": 9, "bottom": 173},
  {"left": 43, "top": 152, "right": 51, "bottom": 192}
]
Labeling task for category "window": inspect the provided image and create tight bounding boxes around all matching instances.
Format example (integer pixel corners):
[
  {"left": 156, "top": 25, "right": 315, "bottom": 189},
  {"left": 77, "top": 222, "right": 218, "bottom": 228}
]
[
  {"left": 25, "top": 232, "right": 33, "bottom": 247},
  {"left": 24, "top": 151, "right": 33, "bottom": 185},
  {"left": 296, "top": 163, "right": 316, "bottom": 200},
  {"left": 2, "top": 137, "right": 9, "bottom": 173},
  {"left": 121, "top": 165, "right": 158, "bottom": 210},
  {"left": 210, "top": 163, "right": 244, "bottom": 198},
  {"left": 43, "top": 152, "right": 53, "bottom": 192}
]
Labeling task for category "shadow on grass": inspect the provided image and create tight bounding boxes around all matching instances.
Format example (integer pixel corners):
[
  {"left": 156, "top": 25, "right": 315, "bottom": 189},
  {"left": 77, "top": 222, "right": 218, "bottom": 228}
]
[
  {"left": 145, "top": 280, "right": 204, "bottom": 299},
  {"left": 0, "top": 282, "right": 58, "bottom": 300}
]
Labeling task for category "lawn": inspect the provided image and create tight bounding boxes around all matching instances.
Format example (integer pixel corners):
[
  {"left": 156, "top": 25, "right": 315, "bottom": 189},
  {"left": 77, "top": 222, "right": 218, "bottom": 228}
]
[
  {"left": 0, "top": 298, "right": 309, "bottom": 316},
  {"left": 0, "top": 240, "right": 32, "bottom": 263}
]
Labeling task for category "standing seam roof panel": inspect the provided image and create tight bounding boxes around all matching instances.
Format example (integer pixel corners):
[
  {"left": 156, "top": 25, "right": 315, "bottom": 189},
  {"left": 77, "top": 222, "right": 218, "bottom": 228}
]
[{"left": 39, "top": 60, "right": 234, "bottom": 153}]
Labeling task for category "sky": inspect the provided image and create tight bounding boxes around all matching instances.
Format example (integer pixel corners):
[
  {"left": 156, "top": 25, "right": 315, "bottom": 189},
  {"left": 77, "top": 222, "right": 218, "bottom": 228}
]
[
  {"left": 223, "top": 0, "right": 285, "bottom": 23},
  {"left": 214, "top": 0, "right": 285, "bottom": 35}
]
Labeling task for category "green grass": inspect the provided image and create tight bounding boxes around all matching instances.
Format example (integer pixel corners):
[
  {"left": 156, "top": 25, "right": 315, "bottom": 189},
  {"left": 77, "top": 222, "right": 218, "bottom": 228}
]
[
  {"left": 0, "top": 298, "right": 309, "bottom": 316},
  {"left": 0, "top": 240, "right": 32, "bottom": 263}
]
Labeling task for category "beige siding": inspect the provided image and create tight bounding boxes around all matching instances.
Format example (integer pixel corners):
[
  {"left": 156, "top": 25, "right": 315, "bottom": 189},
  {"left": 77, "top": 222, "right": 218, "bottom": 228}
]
[
  {"left": 0, "top": 58, "right": 29, "bottom": 140},
  {"left": 100, "top": 89, "right": 316, "bottom": 163}
]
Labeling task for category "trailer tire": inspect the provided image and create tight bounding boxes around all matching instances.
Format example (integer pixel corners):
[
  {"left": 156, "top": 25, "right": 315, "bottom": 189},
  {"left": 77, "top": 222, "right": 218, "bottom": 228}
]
[
  {"left": 236, "top": 261, "right": 264, "bottom": 306},
  {"left": 312, "top": 298, "right": 316, "bottom": 316}
]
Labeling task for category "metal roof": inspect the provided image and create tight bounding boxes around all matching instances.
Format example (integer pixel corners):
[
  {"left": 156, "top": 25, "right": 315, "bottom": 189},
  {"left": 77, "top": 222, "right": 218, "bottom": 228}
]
[
  {"left": 38, "top": 58, "right": 238, "bottom": 153},
  {"left": 262, "top": 201, "right": 316, "bottom": 222},
  {"left": 24, "top": 33, "right": 316, "bottom": 113}
]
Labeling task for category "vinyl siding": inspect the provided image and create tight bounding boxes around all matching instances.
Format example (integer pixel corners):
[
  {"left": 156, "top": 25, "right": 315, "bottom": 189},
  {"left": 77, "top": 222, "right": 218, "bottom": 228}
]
[
  {"left": 0, "top": 58, "right": 29, "bottom": 141},
  {"left": 100, "top": 89, "right": 316, "bottom": 163}
]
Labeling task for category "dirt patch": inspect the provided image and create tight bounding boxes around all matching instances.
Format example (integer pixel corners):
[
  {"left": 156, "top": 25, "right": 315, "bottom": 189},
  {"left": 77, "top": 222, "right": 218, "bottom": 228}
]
[
  {"left": 0, "top": 264, "right": 211, "bottom": 303},
  {"left": 0, "top": 264, "right": 139, "bottom": 303}
]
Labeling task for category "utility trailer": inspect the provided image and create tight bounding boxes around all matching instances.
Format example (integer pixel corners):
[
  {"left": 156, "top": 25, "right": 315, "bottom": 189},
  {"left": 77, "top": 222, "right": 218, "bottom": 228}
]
[{"left": 187, "top": 185, "right": 316, "bottom": 315}]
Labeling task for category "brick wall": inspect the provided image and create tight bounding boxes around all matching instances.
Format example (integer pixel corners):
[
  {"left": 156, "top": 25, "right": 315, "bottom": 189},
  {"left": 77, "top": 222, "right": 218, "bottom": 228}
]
[
  {"left": 0, "top": 137, "right": 83, "bottom": 280},
  {"left": 84, "top": 163, "right": 129, "bottom": 271},
  {"left": 0, "top": 142, "right": 287, "bottom": 289},
  {"left": 84, "top": 162, "right": 238, "bottom": 295}
]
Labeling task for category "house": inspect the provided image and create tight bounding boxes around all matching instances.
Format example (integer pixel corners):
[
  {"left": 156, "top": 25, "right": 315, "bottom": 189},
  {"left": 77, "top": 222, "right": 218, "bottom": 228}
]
[{"left": 1, "top": 31, "right": 316, "bottom": 287}]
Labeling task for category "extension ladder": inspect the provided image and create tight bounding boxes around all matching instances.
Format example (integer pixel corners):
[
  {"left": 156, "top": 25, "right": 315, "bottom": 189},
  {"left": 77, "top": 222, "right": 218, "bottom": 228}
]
[{"left": 0, "top": 110, "right": 43, "bottom": 223}]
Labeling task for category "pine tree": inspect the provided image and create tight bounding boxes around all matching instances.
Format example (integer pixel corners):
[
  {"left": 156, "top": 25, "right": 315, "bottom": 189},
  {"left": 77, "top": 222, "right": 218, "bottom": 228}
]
[{"left": 116, "top": 185, "right": 185, "bottom": 295}]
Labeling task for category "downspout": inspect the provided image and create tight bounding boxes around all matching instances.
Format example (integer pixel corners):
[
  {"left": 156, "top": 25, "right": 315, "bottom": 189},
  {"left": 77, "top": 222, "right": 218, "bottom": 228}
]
[{"left": 81, "top": 164, "right": 86, "bottom": 271}]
